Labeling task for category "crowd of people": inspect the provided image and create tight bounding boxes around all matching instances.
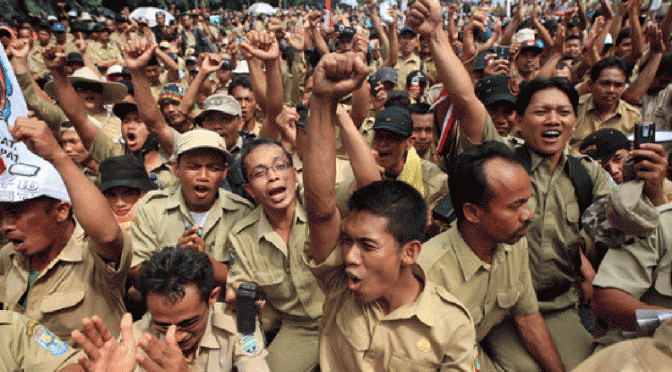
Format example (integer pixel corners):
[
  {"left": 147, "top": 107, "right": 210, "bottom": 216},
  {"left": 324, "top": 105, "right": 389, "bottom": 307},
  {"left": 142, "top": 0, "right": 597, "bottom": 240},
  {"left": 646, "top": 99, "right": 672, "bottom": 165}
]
[{"left": 0, "top": 0, "right": 672, "bottom": 370}]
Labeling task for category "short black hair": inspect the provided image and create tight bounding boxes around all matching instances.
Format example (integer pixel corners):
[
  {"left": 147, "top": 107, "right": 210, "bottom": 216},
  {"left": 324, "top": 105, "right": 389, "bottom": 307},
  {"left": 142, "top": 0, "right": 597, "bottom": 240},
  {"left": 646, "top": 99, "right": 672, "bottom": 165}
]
[
  {"left": 347, "top": 180, "right": 427, "bottom": 246},
  {"left": 137, "top": 246, "right": 215, "bottom": 304},
  {"left": 448, "top": 141, "right": 523, "bottom": 224},
  {"left": 615, "top": 27, "right": 631, "bottom": 47},
  {"left": 227, "top": 74, "right": 252, "bottom": 95},
  {"left": 516, "top": 77, "right": 579, "bottom": 116},
  {"left": 407, "top": 103, "right": 432, "bottom": 115},
  {"left": 240, "top": 137, "right": 293, "bottom": 183},
  {"left": 590, "top": 56, "right": 629, "bottom": 82}
]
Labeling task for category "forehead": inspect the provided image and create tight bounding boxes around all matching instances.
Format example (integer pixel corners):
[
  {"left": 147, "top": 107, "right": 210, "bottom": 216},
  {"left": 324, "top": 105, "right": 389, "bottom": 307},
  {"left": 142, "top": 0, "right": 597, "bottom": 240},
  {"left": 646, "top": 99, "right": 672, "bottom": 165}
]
[
  {"left": 231, "top": 85, "right": 255, "bottom": 98},
  {"left": 483, "top": 159, "right": 531, "bottom": 200},
  {"left": 344, "top": 210, "right": 394, "bottom": 243},
  {"left": 60, "top": 130, "right": 80, "bottom": 140},
  {"left": 411, "top": 113, "right": 434, "bottom": 127},
  {"left": 146, "top": 284, "right": 205, "bottom": 319},
  {"left": 245, "top": 143, "right": 288, "bottom": 167},
  {"left": 528, "top": 87, "right": 572, "bottom": 107},
  {"left": 596, "top": 66, "right": 626, "bottom": 81},
  {"left": 0, "top": 198, "right": 49, "bottom": 213}
]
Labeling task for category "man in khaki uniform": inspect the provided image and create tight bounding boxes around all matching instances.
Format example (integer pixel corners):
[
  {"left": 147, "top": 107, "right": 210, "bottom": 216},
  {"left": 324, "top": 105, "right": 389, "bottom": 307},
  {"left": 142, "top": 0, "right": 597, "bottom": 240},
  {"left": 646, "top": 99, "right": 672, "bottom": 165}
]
[
  {"left": 419, "top": 142, "right": 565, "bottom": 372},
  {"left": 30, "top": 23, "right": 54, "bottom": 80},
  {"left": 226, "top": 138, "right": 322, "bottom": 372},
  {"left": 130, "top": 130, "right": 253, "bottom": 288},
  {"left": 0, "top": 310, "right": 83, "bottom": 372},
  {"left": 86, "top": 23, "right": 123, "bottom": 74},
  {"left": 394, "top": 25, "right": 423, "bottom": 90},
  {"left": 572, "top": 57, "right": 642, "bottom": 148},
  {"left": 0, "top": 117, "right": 131, "bottom": 346},
  {"left": 304, "top": 52, "right": 478, "bottom": 372}
]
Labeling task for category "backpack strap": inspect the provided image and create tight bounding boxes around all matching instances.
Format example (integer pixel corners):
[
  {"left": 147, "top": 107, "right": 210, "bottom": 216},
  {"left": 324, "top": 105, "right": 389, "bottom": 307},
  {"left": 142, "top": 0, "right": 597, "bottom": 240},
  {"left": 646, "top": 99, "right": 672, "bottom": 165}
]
[{"left": 567, "top": 155, "right": 594, "bottom": 221}]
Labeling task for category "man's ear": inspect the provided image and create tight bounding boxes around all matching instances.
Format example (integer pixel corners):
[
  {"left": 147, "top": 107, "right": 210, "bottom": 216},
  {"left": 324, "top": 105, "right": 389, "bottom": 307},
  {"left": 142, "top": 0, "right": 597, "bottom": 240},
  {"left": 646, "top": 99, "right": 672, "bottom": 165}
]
[
  {"left": 463, "top": 202, "right": 481, "bottom": 224},
  {"left": 400, "top": 240, "right": 422, "bottom": 266},
  {"left": 209, "top": 286, "right": 222, "bottom": 307},
  {"left": 243, "top": 182, "right": 258, "bottom": 202},
  {"left": 172, "top": 160, "right": 180, "bottom": 177},
  {"left": 53, "top": 201, "right": 72, "bottom": 223}
]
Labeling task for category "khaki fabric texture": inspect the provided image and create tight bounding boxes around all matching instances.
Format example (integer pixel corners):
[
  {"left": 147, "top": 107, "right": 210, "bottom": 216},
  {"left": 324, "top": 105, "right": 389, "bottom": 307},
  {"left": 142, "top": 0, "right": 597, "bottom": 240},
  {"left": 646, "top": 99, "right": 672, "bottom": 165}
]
[
  {"left": 572, "top": 94, "right": 642, "bottom": 149},
  {"left": 0, "top": 310, "right": 82, "bottom": 371},
  {"left": 394, "top": 52, "right": 422, "bottom": 90},
  {"left": 419, "top": 227, "right": 539, "bottom": 342},
  {"left": 130, "top": 186, "right": 253, "bottom": 268},
  {"left": 0, "top": 224, "right": 132, "bottom": 346}
]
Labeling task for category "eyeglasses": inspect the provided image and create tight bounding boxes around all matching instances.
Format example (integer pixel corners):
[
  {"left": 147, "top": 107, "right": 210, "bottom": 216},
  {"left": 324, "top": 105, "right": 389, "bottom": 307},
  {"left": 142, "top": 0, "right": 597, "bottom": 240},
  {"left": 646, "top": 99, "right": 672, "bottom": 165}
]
[
  {"left": 249, "top": 161, "right": 291, "bottom": 180},
  {"left": 72, "top": 82, "right": 104, "bottom": 94}
]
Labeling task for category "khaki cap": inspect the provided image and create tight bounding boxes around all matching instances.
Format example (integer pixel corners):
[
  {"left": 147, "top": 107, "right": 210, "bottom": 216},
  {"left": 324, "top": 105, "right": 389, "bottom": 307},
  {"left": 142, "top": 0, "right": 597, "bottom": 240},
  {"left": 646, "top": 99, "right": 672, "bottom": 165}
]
[
  {"left": 195, "top": 94, "right": 242, "bottom": 124},
  {"left": 173, "top": 129, "right": 230, "bottom": 161}
]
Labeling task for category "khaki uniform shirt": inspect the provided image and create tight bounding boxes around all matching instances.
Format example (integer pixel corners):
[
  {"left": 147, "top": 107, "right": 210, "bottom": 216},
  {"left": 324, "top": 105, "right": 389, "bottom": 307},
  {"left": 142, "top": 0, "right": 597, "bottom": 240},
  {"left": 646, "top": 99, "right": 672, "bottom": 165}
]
[
  {"left": 131, "top": 303, "right": 269, "bottom": 372},
  {"left": 0, "top": 310, "right": 82, "bottom": 371},
  {"left": 226, "top": 199, "right": 322, "bottom": 325},
  {"left": 109, "top": 32, "right": 129, "bottom": 48},
  {"left": 419, "top": 227, "right": 539, "bottom": 342},
  {"left": 16, "top": 71, "right": 68, "bottom": 131},
  {"left": 86, "top": 41, "right": 123, "bottom": 66},
  {"left": 573, "top": 319, "right": 672, "bottom": 372},
  {"left": 593, "top": 203, "right": 672, "bottom": 341},
  {"left": 89, "top": 129, "right": 177, "bottom": 190},
  {"left": 131, "top": 186, "right": 253, "bottom": 268},
  {"left": 473, "top": 118, "right": 613, "bottom": 311},
  {"left": 394, "top": 52, "right": 422, "bottom": 90},
  {"left": 572, "top": 94, "right": 642, "bottom": 148},
  {"left": 0, "top": 223, "right": 133, "bottom": 345},
  {"left": 310, "top": 247, "right": 478, "bottom": 372},
  {"left": 29, "top": 41, "right": 51, "bottom": 79},
  {"left": 641, "top": 84, "right": 672, "bottom": 130},
  {"left": 90, "top": 109, "right": 123, "bottom": 141}
]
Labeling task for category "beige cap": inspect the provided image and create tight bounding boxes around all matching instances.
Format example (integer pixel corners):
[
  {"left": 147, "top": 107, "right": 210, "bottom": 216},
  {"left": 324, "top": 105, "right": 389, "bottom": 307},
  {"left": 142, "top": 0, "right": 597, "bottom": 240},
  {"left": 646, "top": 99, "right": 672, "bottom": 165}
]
[
  {"left": 195, "top": 94, "right": 242, "bottom": 124},
  {"left": 44, "top": 67, "right": 128, "bottom": 104},
  {"left": 173, "top": 129, "right": 230, "bottom": 161}
]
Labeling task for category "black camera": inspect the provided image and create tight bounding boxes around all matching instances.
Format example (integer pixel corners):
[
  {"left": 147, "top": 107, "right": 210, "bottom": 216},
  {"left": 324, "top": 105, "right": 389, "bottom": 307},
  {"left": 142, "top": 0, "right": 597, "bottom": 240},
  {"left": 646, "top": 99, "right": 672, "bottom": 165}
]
[
  {"left": 634, "top": 121, "right": 656, "bottom": 149},
  {"left": 369, "top": 75, "right": 379, "bottom": 96},
  {"left": 495, "top": 46, "right": 509, "bottom": 60},
  {"left": 236, "top": 283, "right": 259, "bottom": 335}
]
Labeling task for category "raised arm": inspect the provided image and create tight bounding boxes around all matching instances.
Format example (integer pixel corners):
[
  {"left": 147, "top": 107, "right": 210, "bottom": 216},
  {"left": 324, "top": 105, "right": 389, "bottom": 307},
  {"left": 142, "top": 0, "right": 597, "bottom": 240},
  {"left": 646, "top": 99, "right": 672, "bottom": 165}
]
[
  {"left": 383, "top": 8, "right": 399, "bottom": 68},
  {"left": 124, "top": 40, "right": 175, "bottom": 154},
  {"left": 179, "top": 53, "right": 223, "bottom": 118},
  {"left": 305, "top": 52, "right": 368, "bottom": 264},
  {"left": 501, "top": 0, "right": 525, "bottom": 46},
  {"left": 336, "top": 104, "right": 380, "bottom": 188},
  {"left": 407, "top": 0, "right": 487, "bottom": 143},
  {"left": 41, "top": 45, "right": 99, "bottom": 150},
  {"left": 622, "top": 25, "right": 664, "bottom": 104},
  {"left": 154, "top": 46, "right": 180, "bottom": 82},
  {"left": 624, "top": 0, "right": 645, "bottom": 69},
  {"left": 11, "top": 117, "right": 124, "bottom": 264}
]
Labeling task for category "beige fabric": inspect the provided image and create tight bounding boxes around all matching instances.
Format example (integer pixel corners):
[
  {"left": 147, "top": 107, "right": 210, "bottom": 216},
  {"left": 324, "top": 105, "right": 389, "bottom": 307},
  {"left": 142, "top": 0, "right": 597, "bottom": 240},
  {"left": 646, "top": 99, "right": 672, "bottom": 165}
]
[
  {"left": 86, "top": 41, "right": 123, "bottom": 66},
  {"left": 0, "top": 223, "right": 132, "bottom": 346},
  {"left": 394, "top": 52, "right": 422, "bottom": 91},
  {"left": 419, "top": 227, "right": 539, "bottom": 342},
  {"left": 0, "top": 310, "right": 82, "bottom": 371},
  {"left": 130, "top": 186, "right": 253, "bottom": 268},
  {"left": 572, "top": 94, "right": 642, "bottom": 148},
  {"left": 310, "top": 247, "right": 478, "bottom": 372},
  {"left": 131, "top": 303, "right": 269, "bottom": 372}
]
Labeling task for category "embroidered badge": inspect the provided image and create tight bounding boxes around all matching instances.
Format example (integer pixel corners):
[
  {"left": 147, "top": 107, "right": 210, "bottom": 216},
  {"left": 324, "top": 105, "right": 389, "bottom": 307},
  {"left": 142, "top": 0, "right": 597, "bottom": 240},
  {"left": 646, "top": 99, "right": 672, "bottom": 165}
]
[
  {"left": 33, "top": 325, "right": 69, "bottom": 356},
  {"left": 238, "top": 335, "right": 259, "bottom": 355},
  {"left": 473, "top": 351, "right": 481, "bottom": 372},
  {"left": 26, "top": 319, "right": 38, "bottom": 336},
  {"left": 228, "top": 250, "right": 237, "bottom": 274},
  {"left": 417, "top": 337, "right": 431, "bottom": 353}
]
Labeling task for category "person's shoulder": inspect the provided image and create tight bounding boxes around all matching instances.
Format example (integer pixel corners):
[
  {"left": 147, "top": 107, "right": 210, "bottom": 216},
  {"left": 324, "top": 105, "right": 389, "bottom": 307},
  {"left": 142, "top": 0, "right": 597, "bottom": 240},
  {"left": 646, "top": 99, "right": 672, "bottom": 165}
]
[
  {"left": 211, "top": 302, "right": 237, "bottom": 333},
  {"left": 420, "top": 159, "right": 447, "bottom": 181},
  {"left": 140, "top": 187, "right": 174, "bottom": 204},
  {"left": 578, "top": 93, "right": 592, "bottom": 105},
  {"left": 220, "top": 189, "right": 255, "bottom": 211},
  {"left": 229, "top": 205, "right": 263, "bottom": 236},
  {"left": 419, "top": 228, "right": 455, "bottom": 267},
  {"left": 427, "top": 281, "right": 472, "bottom": 321}
]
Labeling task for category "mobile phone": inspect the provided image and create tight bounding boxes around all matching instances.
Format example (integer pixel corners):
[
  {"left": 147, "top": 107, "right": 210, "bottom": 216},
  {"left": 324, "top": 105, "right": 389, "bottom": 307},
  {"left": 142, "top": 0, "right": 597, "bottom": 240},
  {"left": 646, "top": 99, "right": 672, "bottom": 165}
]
[
  {"left": 495, "top": 46, "right": 509, "bottom": 60},
  {"left": 369, "top": 75, "right": 379, "bottom": 96},
  {"left": 236, "top": 284, "right": 258, "bottom": 335},
  {"left": 634, "top": 121, "right": 655, "bottom": 149}
]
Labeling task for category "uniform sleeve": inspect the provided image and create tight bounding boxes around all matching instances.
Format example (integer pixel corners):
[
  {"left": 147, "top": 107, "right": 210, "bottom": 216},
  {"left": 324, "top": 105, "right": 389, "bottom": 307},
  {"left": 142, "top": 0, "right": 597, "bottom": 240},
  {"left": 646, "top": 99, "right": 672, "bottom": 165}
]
[
  {"left": 593, "top": 235, "right": 660, "bottom": 299},
  {"left": 16, "top": 72, "right": 68, "bottom": 132},
  {"left": 232, "top": 319, "right": 270, "bottom": 372},
  {"left": 130, "top": 199, "right": 161, "bottom": 268},
  {"left": 290, "top": 53, "right": 307, "bottom": 107},
  {"left": 90, "top": 231, "right": 133, "bottom": 286},
  {"left": 308, "top": 244, "right": 345, "bottom": 292},
  {"left": 225, "top": 232, "right": 257, "bottom": 289},
  {"left": 3, "top": 316, "right": 82, "bottom": 372},
  {"left": 440, "top": 311, "right": 479, "bottom": 372},
  {"left": 512, "top": 239, "right": 540, "bottom": 316},
  {"left": 89, "top": 129, "right": 126, "bottom": 164}
]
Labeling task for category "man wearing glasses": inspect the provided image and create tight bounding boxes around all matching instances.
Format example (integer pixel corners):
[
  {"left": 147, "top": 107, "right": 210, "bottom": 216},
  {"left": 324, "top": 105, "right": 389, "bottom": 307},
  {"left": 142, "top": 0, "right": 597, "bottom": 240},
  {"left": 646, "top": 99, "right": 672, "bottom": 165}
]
[{"left": 225, "top": 138, "right": 322, "bottom": 372}]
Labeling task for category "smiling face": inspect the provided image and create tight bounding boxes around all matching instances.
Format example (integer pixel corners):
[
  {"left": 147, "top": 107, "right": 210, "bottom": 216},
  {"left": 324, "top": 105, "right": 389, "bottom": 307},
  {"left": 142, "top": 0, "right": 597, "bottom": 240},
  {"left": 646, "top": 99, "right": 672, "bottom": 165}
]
[
  {"left": 398, "top": 33, "right": 417, "bottom": 57},
  {"left": 372, "top": 130, "right": 410, "bottom": 176},
  {"left": 121, "top": 112, "right": 150, "bottom": 152},
  {"left": 516, "top": 87, "right": 577, "bottom": 160},
  {"left": 147, "top": 284, "right": 216, "bottom": 360},
  {"left": 342, "top": 211, "right": 407, "bottom": 305},
  {"left": 174, "top": 149, "right": 227, "bottom": 213},
  {"left": 243, "top": 144, "right": 298, "bottom": 212}
]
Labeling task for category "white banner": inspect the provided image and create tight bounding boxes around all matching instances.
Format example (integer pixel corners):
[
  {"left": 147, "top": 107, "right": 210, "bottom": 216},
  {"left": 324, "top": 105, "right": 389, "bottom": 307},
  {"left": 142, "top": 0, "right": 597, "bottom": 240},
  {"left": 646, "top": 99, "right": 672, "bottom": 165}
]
[{"left": 0, "top": 43, "right": 56, "bottom": 176}]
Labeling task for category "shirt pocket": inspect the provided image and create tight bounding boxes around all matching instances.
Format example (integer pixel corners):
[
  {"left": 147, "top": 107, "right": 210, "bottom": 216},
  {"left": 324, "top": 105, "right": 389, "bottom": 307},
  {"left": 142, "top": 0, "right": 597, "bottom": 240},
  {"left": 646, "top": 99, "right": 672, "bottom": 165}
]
[
  {"left": 566, "top": 202, "right": 580, "bottom": 224},
  {"left": 40, "top": 290, "right": 86, "bottom": 314},
  {"left": 389, "top": 354, "right": 438, "bottom": 372},
  {"left": 496, "top": 286, "right": 520, "bottom": 310}
]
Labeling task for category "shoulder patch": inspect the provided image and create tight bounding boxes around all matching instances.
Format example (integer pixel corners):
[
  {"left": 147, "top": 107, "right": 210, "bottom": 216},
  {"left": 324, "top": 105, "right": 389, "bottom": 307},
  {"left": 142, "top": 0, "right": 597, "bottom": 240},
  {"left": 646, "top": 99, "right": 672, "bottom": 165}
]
[
  {"left": 32, "top": 324, "right": 70, "bottom": 356},
  {"left": 238, "top": 334, "right": 260, "bottom": 355},
  {"left": 473, "top": 351, "right": 481, "bottom": 372}
]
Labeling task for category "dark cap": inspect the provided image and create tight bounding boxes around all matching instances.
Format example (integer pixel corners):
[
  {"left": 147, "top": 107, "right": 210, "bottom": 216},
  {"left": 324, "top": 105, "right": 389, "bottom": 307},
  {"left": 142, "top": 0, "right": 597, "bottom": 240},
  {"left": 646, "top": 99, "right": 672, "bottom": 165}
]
[
  {"left": 51, "top": 22, "right": 67, "bottom": 33},
  {"left": 113, "top": 102, "right": 138, "bottom": 120},
  {"left": 384, "top": 90, "right": 411, "bottom": 109},
  {"left": 118, "top": 79, "right": 134, "bottom": 95},
  {"left": 475, "top": 74, "right": 519, "bottom": 107},
  {"left": 520, "top": 39, "right": 543, "bottom": 54},
  {"left": 580, "top": 128, "right": 631, "bottom": 165},
  {"left": 66, "top": 52, "right": 84, "bottom": 65},
  {"left": 185, "top": 55, "right": 199, "bottom": 65},
  {"left": 373, "top": 107, "right": 413, "bottom": 138},
  {"left": 98, "top": 155, "right": 157, "bottom": 193},
  {"left": 375, "top": 66, "right": 397, "bottom": 85},
  {"left": 406, "top": 70, "right": 427, "bottom": 88},
  {"left": 398, "top": 25, "right": 417, "bottom": 37},
  {"left": 337, "top": 25, "right": 356, "bottom": 39},
  {"left": 91, "top": 23, "right": 105, "bottom": 33}
]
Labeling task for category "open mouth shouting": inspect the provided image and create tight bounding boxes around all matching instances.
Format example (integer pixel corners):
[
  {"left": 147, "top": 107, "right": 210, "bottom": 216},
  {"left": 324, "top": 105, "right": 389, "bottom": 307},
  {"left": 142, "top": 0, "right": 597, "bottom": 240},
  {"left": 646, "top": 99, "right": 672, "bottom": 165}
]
[
  {"left": 268, "top": 186, "right": 287, "bottom": 202},
  {"left": 346, "top": 268, "right": 363, "bottom": 292}
]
